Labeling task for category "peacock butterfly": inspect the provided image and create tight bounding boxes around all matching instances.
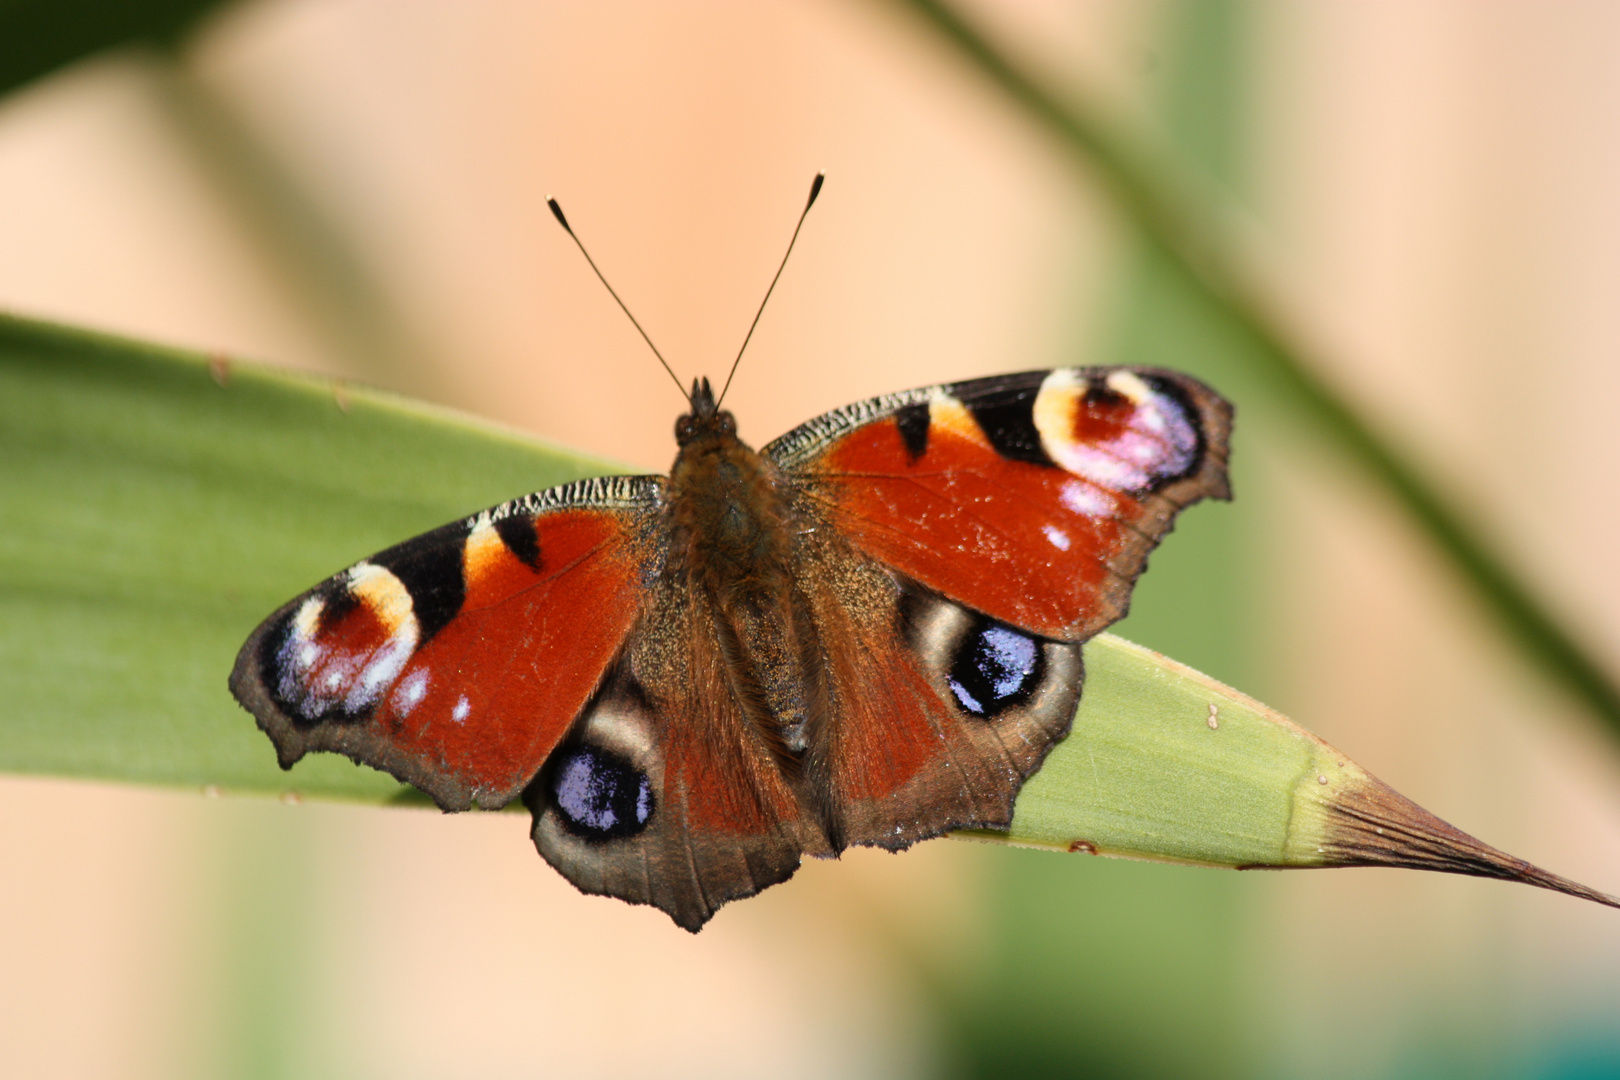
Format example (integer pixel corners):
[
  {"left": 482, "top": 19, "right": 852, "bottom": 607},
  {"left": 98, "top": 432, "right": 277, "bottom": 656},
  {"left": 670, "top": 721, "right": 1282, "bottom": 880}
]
[{"left": 229, "top": 179, "right": 1234, "bottom": 930}]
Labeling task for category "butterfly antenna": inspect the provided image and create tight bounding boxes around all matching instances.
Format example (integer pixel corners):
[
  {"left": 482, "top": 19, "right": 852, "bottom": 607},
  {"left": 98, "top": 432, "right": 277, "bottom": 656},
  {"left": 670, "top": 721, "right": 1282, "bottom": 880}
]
[
  {"left": 547, "top": 196, "right": 686, "bottom": 399},
  {"left": 716, "top": 172, "right": 824, "bottom": 408}
]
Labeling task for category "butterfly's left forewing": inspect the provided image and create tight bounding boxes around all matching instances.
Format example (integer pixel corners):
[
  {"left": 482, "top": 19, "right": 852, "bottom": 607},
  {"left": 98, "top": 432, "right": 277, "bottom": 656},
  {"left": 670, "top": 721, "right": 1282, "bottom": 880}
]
[{"left": 230, "top": 475, "right": 660, "bottom": 811}]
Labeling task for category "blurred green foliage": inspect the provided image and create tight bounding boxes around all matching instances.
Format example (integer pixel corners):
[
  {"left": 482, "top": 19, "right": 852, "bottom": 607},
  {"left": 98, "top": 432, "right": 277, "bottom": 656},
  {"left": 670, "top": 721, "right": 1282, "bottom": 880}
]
[{"left": 0, "top": 0, "right": 224, "bottom": 97}]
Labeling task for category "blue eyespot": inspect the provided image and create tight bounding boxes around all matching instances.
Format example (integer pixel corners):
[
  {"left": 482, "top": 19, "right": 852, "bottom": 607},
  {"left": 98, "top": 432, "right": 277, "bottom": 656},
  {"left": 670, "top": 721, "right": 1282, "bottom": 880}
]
[
  {"left": 948, "top": 621, "right": 1041, "bottom": 717},
  {"left": 551, "top": 747, "right": 655, "bottom": 840}
]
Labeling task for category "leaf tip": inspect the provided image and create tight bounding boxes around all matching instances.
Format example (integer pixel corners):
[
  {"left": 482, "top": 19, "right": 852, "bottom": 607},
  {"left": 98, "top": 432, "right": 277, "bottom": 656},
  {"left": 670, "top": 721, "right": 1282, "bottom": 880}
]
[{"left": 1301, "top": 768, "right": 1620, "bottom": 910}]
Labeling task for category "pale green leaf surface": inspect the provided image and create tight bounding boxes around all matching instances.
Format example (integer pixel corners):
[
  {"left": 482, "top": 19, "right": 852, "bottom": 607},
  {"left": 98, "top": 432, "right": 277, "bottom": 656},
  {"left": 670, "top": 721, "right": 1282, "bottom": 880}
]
[{"left": 1000, "top": 633, "right": 1340, "bottom": 869}]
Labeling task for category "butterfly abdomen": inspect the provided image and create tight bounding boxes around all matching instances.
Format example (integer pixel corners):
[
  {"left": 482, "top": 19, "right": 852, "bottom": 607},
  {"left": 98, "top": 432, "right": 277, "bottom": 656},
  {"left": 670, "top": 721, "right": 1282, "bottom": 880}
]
[{"left": 666, "top": 415, "right": 821, "bottom": 766}]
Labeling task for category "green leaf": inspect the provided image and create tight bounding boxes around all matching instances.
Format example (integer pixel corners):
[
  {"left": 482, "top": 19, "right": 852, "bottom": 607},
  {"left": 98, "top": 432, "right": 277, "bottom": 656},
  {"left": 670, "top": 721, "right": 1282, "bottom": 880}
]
[
  {"left": 993, "top": 635, "right": 1617, "bottom": 913},
  {"left": 1, "top": 312, "right": 1611, "bottom": 910}
]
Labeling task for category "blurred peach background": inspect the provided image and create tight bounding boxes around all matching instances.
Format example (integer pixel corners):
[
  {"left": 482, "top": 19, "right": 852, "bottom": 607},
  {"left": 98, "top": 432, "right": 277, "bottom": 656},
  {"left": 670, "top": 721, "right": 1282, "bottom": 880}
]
[{"left": 2, "top": 2, "right": 1619, "bottom": 1077}]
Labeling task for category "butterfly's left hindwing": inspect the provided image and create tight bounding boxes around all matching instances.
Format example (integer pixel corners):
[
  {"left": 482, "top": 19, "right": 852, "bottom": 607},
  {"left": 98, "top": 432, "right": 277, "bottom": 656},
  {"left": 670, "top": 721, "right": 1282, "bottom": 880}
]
[{"left": 230, "top": 476, "right": 660, "bottom": 811}]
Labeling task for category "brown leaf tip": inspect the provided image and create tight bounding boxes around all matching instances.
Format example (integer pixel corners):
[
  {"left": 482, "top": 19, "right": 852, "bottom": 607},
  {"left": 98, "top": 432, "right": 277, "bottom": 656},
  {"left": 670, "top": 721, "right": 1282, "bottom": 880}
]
[{"left": 1320, "top": 774, "right": 1620, "bottom": 910}]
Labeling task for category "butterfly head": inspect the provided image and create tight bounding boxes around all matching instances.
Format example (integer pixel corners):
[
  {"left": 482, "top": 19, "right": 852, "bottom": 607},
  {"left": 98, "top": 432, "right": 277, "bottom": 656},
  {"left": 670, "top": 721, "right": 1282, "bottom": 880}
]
[{"left": 675, "top": 376, "right": 737, "bottom": 447}]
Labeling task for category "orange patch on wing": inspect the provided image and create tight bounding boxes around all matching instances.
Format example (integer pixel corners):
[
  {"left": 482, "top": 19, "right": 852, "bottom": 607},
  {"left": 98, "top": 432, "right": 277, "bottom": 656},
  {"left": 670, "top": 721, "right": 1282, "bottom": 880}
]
[
  {"left": 347, "top": 563, "right": 415, "bottom": 635},
  {"left": 927, "top": 394, "right": 990, "bottom": 447},
  {"left": 462, "top": 519, "right": 509, "bottom": 589}
]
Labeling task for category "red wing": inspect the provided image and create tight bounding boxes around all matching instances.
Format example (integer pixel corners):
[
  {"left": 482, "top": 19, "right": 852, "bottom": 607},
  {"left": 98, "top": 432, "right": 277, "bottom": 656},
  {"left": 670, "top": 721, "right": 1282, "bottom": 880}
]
[
  {"left": 767, "top": 368, "right": 1232, "bottom": 641},
  {"left": 795, "top": 532, "right": 1085, "bottom": 848},
  {"left": 527, "top": 577, "right": 827, "bottom": 932},
  {"left": 230, "top": 475, "right": 660, "bottom": 811}
]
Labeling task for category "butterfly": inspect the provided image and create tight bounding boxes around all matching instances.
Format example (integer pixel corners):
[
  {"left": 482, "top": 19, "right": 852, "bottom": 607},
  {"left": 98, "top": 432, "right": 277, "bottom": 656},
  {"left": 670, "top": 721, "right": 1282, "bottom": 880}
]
[
  {"left": 230, "top": 177, "right": 1232, "bottom": 929},
  {"left": 230, "top": 361, "right": 1231, "bottom": 930}
]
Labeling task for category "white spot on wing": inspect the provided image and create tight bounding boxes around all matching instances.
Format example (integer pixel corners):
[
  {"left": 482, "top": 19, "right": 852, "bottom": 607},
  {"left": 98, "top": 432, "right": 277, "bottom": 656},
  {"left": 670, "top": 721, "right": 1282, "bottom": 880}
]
[
  {"left": 1070, "top": 448, "right": 1149, "bottom": 490},
  {"left": 302, "top": 654, "right": 361, "bottom": 719},
  {"left": 290, "top": 596, "right": 322, "bottom": 646},
  {"left": 1042, "top": 524, "right": 1071, "bottom": 551},
  {"left": 452, "top": 695, "right": 470, "bottom": 724},
  {"left": 316, "top": 562, "right": 423, "bottom": 713},
  {"left": 346, "top": 627, "right": 418, "bottom": 714},
  {"left": 274, "top": 567, "right": 426, "bottom": 719},
  {"left": 1059, "top": 478, "right": 1112, "bottom": 518},
  {"left": 392, "top": 668, "right": 430, "bottom": 716}
]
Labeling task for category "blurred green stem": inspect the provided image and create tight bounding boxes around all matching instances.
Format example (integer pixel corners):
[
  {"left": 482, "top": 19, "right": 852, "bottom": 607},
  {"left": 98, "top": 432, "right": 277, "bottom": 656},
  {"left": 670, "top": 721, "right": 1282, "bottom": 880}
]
[{"left": 893, "top": 0, "right": 1620, "bottom": 741}]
